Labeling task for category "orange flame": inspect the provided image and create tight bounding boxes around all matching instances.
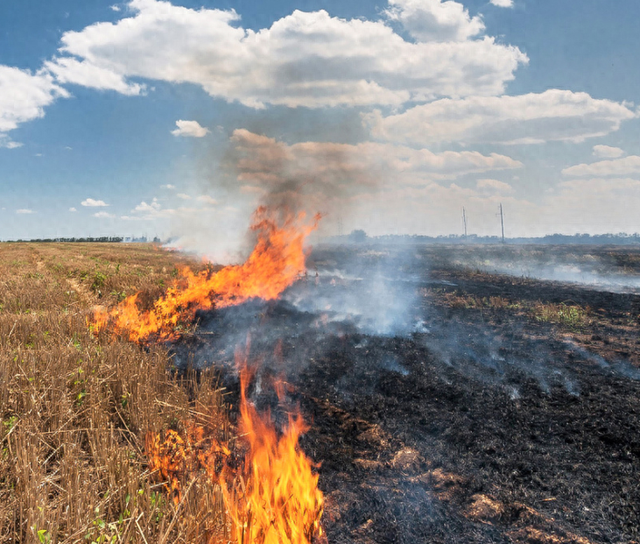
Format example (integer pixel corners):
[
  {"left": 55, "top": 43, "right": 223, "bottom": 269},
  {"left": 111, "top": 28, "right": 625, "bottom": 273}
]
[
  {"left": 93, "top": 207, "right": 320, "bottom": 342},
  {"left": 145, "top": 347, "right": 325, "bottom": 543},
  {"left": 219, "top": 351, "right": 324, "bottom": 544}
]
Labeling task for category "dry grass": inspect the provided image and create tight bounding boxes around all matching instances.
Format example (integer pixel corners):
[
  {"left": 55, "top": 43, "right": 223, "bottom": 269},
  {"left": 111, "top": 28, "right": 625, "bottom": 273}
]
[{"left": 0, "top": 243, "right": 229, "bottom": 543}]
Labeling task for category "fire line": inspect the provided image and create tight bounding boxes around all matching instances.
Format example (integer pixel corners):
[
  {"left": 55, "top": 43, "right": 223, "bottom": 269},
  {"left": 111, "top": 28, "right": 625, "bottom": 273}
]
[{"left": 92, "top": 206, "right": 321, "bottom": 343}]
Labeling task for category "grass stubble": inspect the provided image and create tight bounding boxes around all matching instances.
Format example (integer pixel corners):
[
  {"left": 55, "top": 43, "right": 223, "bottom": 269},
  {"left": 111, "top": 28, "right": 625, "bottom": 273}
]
[{"left": 0, "top": 243, "right": 229, "bottom": 544}]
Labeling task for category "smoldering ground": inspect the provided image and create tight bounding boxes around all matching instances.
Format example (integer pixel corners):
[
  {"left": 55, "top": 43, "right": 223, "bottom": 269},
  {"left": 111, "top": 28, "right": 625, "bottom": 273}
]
[
  {"left": 167, "top": 240, "right": 640, "bottom": 543},
  {"left": 443, "top": 244, "right": 640, "bottom": 294}
]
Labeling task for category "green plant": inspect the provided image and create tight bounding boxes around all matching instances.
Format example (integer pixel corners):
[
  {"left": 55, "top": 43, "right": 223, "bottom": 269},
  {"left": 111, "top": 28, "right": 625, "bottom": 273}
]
[{"left": 92, "top": 271, "right": 108, "bottom": 294}]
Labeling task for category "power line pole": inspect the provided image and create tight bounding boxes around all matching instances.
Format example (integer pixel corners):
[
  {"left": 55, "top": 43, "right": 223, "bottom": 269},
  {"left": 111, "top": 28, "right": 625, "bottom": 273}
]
[
  {"left": 499, "top": 203, "right": 505, "bottom": 243},
  {"left": 462, "top": 207, "right": 467, "bottom": 238}
]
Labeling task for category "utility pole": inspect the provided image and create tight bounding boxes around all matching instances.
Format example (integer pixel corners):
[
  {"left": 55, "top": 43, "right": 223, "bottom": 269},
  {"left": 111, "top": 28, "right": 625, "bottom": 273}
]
[
  {"left": 499, "top": 203, "right": 505, "bottom": 243},
  {"left": 462, "top": 207, "right": 468, "bottom": 238}
]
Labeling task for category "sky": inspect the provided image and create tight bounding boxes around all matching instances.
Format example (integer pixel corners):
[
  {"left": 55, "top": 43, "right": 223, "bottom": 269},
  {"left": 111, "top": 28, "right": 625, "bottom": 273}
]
[{"left": 1, "top": 0, "right": 640, "bottom": 249}]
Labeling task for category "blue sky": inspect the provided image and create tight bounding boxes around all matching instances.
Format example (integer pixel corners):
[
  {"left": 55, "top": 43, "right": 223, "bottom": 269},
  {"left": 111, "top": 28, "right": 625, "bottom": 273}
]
[{"left": 1, "top": 0, "right": 640, "bottom": 246}]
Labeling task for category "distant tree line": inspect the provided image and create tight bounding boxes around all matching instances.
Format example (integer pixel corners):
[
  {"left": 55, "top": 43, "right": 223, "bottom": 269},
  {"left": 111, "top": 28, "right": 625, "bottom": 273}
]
[
  {"left": 3, "top": 236, "right": 124, "bottom": 243},
  {"left": 2, "top": 236, "right": 165, "bottom": 243},
  {"left": 334, "top": 231, "right": 640, "bottom": 246}
]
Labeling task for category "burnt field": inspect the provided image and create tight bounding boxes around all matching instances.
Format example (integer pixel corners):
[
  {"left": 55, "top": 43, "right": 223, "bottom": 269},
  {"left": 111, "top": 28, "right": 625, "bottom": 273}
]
[
  {"left": 176, "top": 243, "right": 640, "bottom": 544},
  {"left": 1, "top": 242, "right": 640, "bottom": 543}
]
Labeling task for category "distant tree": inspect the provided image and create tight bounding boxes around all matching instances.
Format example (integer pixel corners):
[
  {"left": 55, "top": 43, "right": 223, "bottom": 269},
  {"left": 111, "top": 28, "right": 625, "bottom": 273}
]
[{"left": 349, "top": 229, "right": 368, "bottom": 244}]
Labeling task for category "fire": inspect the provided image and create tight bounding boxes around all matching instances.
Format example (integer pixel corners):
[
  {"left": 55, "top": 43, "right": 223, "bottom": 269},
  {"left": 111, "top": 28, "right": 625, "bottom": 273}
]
[
  {"left": 219, "top": 358, "right": 324, "bottom": 544},
  {"left": 145, "top": 422, "right": 231, "bottom": 504},
  {"left": 103, "top": 206, "right": 325, "bottom": 541},
  {"left": 146, "top": 348, "right": 325, "bottom": 543},
  {"left": 93, "top": 207, "right": 320, "bottom": 342}
]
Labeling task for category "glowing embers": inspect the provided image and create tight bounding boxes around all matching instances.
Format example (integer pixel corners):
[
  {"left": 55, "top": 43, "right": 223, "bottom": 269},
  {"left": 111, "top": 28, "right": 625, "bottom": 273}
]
[
  {"left": 93, "top": 207, "right": 320, "bottom": 343},
  {"left": 146, "top": 349, "right": 325, "bottom": 544}
]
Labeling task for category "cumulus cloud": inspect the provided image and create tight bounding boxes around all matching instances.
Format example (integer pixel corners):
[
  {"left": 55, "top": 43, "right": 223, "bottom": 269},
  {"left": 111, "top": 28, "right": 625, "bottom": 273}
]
[
  {"left": 177, "top": 193, "right": 191, "bottom": 200},
  {"left": 593, "top": 144, "right": 624, "bottom": 158},
  {"left": 0, "top": 66, "right": 68, "bottom": 146},
  {"left": 171, "top": 120, "right": 210, "bottom": 138},
  {"left": 44, "top": 57, "right": 145, "bottom": 95},
  {"left": 93, "top": 211, "right": 115, "bottom": 218},
  {"left": 133, "top": 198, "right": 161, "bottom": 213},
  {"left": 385, "top": 0, "right": 484, "bottom": 42},
  {"left": 81, "top": 198, "right": 109, "bottom": 207},
  {"left": 161, "top": 184, "right": 176, "bottom": 189},
  {"left": 126, "top": 197, "right": 175, "bottom": 220},
  {"left": 364, "top": 90, "right": 636, "bottom": 145},
  {"left": 562, "top": 155, "right": 640, "bottom": 177},
  {"left": 69, "top": 207, "right": 77, "bottom": 212},
  {"left": 16, "top": 209, "right": 35, "bottom": 214},
  {"left": 477, "top": 178, "right": 514, "bottom": 193},
  {"left": 490, "top": 0, "right": 513, "bottom": 7},
  {"left": 46, "top": 0, "right": 527, "bottom": 108}
]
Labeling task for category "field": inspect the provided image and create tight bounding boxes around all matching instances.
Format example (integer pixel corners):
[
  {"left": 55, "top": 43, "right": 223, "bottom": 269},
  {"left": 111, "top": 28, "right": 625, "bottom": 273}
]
[
  {"left": 1, "top": 242, "right": 640, "bottom": 543},
  {"left": 0, "top": 243, "right": 224, "bottom": 543}
]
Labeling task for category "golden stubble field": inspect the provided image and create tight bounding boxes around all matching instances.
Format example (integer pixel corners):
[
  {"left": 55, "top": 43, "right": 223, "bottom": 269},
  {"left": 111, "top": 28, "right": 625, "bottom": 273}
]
[{"left": 0, "top": 242, "right": 230, "bottom": 544}]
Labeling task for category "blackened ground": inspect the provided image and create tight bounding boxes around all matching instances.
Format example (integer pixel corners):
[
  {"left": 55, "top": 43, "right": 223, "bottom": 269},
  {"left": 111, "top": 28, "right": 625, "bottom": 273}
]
[{"left": 173, "top": 244, "right": 640, "bottom": 544}]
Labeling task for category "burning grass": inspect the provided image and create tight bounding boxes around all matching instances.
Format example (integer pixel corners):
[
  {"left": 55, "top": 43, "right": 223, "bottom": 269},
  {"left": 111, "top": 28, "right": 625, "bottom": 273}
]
[
  {"left": 0, "top": 221, "right": 326, "bottom": 543},
  {"left": 93, "top": 208, "right": 320, "bottom": 343}
]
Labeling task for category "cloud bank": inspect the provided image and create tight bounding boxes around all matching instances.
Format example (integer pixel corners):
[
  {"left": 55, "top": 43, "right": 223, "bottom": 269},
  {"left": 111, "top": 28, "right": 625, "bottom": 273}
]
[
  {"left": 364, "top": 90, "right": 636, "bottom": 145},
  {"left": 45, "top": 0, "right": 527, "bottom": 109}
]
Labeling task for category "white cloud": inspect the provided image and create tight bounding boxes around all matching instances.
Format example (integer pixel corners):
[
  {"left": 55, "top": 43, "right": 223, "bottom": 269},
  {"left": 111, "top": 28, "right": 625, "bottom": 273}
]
[
  {"left": 161, "top": 184, "right": 176, "bottom": 189},
  {"left": 592, "top": 144, "right": 624, "bottom": 159},
  {"left": 0, "top": 66, "right": 68, "bottom": 146},
  {"left": 177, "top": 193, "right": 192, "bottom": 200},
  {"left": 171, "top": 120, "right": 210, "bottom": 138},
  {"left": 197, "top": 195, "right": 217, "bottom": 205},
  {"left": 48, "top": 0, "right": 527, "bottom": 108},
  {"left": 562, "top": 155, "right": 640, "bottom": 177},
  {"left": 127, "top": 197, "right": 174, "bottom": 220},
  {"left": 44, "top": 57, "right": 145, "bottom": 95},
  {"left": 110, "top": 5, "right": 121, "bottom": 11},
  {"left": 82, "top": 198, "right": 109, "bottom": 207},
  {"left": 490, "top": 0, "right": 513, "bottom": 7},
  {"left": 365, "top": 90, "right": 636, "bottom": 145},
  {"left": 93, "top": 211, "right": 115, "bottom": 218},
  {"left": 477, "top": 178, "right": 514, "bottom": 193},
  {"left": 385, "top": 0, "right": 485, "bottom": 42},
  {"left": 133, "top": 198, "right": 161, "bottom": 213},
  {"left": 16, "top": 209, "right": 35, "bottom": 214},
  {"left": 0, "top": 136, "right": 23, "bottom": 149},
  {"left": 69, "top": 207, "right": 77, "bottom": 212}
]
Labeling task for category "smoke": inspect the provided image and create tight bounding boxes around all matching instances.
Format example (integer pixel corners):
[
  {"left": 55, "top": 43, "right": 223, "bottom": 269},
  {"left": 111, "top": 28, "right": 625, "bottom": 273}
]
[
  {"left": 448, "top": 246, "right": 640, "bottom": 294},
  {"left": 283, "top": 245, "right": 425, "bottom": 336},
  {"left": 225, "top": 129, "right": 383, "bottom": 228}
]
